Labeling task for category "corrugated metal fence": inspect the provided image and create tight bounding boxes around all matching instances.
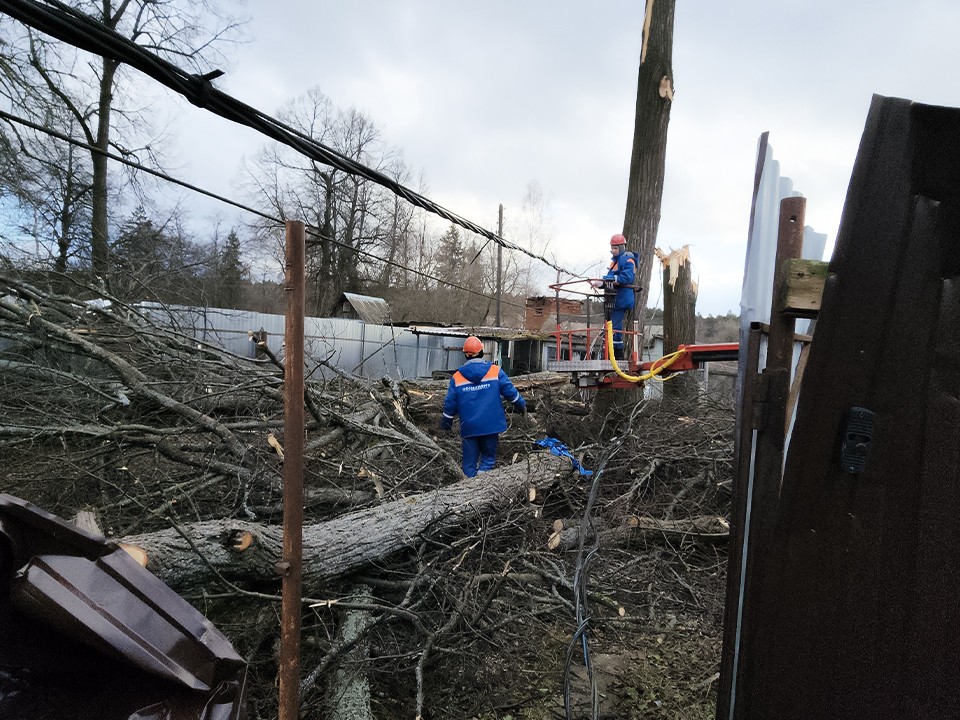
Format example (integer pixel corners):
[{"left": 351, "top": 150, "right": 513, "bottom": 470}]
[{"left": 138, "top": 304, "right": 465, "bottom": 380}]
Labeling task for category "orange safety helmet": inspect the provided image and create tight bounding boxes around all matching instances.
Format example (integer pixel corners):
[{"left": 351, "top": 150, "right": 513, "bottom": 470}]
[
  {"left": 610, "top": 233, "right": 627, "bottom": 247},
  {"left": 463, "top": 336, "right": 484, "bottom": 355}
]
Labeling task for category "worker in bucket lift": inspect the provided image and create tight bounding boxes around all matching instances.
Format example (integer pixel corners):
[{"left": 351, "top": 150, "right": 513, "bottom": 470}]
[
  {"left": 439, "top": 336, "right": 526, "bottom": 477},
  {"left": 603, "top": 233, "right": 637, "bottom": 358}
]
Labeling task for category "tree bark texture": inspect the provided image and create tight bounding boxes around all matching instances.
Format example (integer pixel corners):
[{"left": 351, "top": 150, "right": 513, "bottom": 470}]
[
  {"left": 661, "top": 247, "right": 697, "bottom": 354},
  {"left": 91, "top": 55, "right": 118, "bottom": 278},
  {"left": 622, "top": 0, "right": 676, "bottom": 328},
  {"left": 123, "top": 454, "right": 566, "bottom": 592},
  {"left": 327, "top": 584, "right": 376, "bottom": 720},
  {"left": 661, "top": 246, "right": 698, "bottom": 401}
]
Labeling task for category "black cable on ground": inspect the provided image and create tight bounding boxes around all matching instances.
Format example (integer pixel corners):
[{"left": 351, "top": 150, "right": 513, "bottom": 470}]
[{"left": 562, "top": 402, "right": 644, "bottom": 720}]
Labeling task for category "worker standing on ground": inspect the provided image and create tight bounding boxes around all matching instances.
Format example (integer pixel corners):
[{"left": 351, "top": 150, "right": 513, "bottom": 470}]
[
  {"left": 604, "top": 233, "right": 637, "bottom": 358},
  {"left": 440, "top": 336, "right": 526, "bottom": 477}
]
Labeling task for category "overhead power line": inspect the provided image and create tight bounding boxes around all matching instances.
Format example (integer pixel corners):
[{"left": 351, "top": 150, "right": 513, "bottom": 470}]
[
  {"left": 0, "top": 108, "right": 275, "bottom": 223},
  {"left": 0, "top": 107, "right": 532, "bottom": 313},
  {"left": 0, "top": 0, "right": 583, "bottom": 281}
]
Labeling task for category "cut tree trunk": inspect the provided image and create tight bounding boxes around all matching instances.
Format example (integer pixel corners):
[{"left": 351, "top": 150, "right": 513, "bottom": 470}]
[
  {"left": 123, "top": 454, "right": 566, "bottom": 592},
  {"left": 659, "top": 246, "right": 698, "bottom": 402}
]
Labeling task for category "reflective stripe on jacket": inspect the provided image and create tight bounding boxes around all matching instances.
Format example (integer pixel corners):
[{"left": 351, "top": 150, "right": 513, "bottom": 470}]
[
  {"left": 441, "top": 360, "right": 525, "bottom": 437},
  {"left": 608, "top": 252, "right": 637, "bottom": 310}
]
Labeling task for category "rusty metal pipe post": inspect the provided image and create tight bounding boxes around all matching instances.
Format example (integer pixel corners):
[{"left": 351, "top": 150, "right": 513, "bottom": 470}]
[
  {"left": 730, "top": 196, "right": 805, "bottom": 719},
  {"left": 279, "top": 220, "right": 305, "bottom": 720}
]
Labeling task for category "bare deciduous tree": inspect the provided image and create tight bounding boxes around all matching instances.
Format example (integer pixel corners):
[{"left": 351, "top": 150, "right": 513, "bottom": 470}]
[
  {"left": 242, "top": 89, "right": 417, "bottom": 316},
  {"left": 0, "top": 1, "right": 244, "bottom": 278},
  {"left": 503, "top": 180, "right": 554, "bottom": 299},
  {"left": 0, "top": 32, "right": 93, "bottom": 273}
]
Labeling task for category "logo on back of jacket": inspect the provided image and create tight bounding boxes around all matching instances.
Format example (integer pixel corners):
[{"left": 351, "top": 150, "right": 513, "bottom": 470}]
[{"left": 459, "top": 383, "right": 491, "bottom": 393}]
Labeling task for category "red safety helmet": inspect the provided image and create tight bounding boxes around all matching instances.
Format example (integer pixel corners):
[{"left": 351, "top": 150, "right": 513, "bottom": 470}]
[
  {"left": 463, "top": 336, "right": 483, "bottom": 355},
  {"left": 610, "top": 233, "right": 627, "bottom": 247}
]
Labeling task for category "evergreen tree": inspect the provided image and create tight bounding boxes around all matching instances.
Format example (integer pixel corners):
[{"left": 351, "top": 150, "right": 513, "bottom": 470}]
[
  {"left": 114, "top": 206, "right": 166, "bottom": 278},
  {"left": 433, "top": 225, "right": 465, "bottom": 286},
  {"left": 111, "top": 206, "right": 207, "bottom": 303},
  {"left": 213, "top": 229, "right": 246, "bottom": 308}
]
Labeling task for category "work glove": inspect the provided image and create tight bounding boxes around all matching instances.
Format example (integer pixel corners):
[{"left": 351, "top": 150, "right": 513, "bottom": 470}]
[
  {"left": 602, "top": 272, "right": 615, "bottom": 282},
  {"left": 438, "top": 415, "right": 453, "bottom": 431}
]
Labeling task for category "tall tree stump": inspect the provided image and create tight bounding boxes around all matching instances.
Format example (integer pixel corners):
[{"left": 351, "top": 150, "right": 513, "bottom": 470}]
[{"left": 659, "top": 246, "right": 698, "bottom": 404}]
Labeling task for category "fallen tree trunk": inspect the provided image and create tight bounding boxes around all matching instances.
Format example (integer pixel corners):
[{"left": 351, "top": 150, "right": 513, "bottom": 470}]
[
  {"left": 124, "top": 454, "right": 566, "bottom": 592},
  {"left": 326, "top": 583, "right": 376, "bottom": 720}
]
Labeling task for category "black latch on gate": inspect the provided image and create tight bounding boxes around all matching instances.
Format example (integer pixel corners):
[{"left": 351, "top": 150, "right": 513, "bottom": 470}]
[{"left": 839, "top": 406, "right": 875, "bottom": 473}]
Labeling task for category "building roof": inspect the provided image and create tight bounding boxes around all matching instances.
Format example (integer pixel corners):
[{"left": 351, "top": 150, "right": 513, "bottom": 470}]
[
  {"left": 341, "top": 292, "right": 391, "bottom": 325},
  {"left": 408, "top": 324, "right": 547, "bottom": 341}
]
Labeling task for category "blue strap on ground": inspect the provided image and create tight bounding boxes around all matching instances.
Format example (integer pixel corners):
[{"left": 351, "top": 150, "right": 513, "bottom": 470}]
[{"left": 536, "top": 437, "right": 593, "bottom": 476}]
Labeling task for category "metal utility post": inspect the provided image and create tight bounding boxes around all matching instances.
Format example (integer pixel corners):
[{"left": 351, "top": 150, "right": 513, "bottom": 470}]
[
  {"left": 496, "top": 203, "right": 503, "bottom": 327},
  {"left": 731, "top": 196, "right": 805, "bottom": 719},
  {"left": 555, "top": 270, "right": 561, "bottom": 327},
  {"left": 279, "top": 220, "right": 305, "bottom": 720}
]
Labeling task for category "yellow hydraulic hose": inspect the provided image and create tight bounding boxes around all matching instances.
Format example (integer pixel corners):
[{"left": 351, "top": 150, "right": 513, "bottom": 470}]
[{"left": 604, "top": 320, "right": 685, "bottom": 383}]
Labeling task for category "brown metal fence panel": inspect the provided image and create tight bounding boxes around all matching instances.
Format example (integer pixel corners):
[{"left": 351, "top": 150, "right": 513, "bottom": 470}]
[
  {"left": 0, "top": 494, "right": 248, "bottom": 719},
  {"left": 726, "top": 95, "right": 960, "bottom": 719}
]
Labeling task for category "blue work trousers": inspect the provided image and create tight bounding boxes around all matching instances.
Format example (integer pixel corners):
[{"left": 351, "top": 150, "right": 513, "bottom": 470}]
[
  {"left": 462, "top": 434, "right": 499, "bottom": 477},
  {"left": 610, "top": 307, "right": 627, "bottom": 351}
]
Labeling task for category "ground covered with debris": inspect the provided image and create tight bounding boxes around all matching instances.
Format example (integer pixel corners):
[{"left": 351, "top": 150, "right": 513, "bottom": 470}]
[{"left": 0, "top": 274, "right": 733, "bottom": 719}]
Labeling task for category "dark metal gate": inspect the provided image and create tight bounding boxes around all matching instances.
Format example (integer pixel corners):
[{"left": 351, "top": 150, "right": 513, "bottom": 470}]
[{"left": 719, "top": 95, "right": 960, "bottom": 719}]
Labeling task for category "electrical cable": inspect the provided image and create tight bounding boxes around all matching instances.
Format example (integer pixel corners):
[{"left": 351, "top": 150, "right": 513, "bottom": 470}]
[
  {"left": 0, "top": 108, "right": 278, "bottom": 224},
  {"left": 0, "top": 0, "right": 584, "bottom": 281},
  {"left": 0, "top": 107, "right": 532, "bottom": 313},
  {"left": 561, "top": 414, "right": 640, "bottom": 720}
]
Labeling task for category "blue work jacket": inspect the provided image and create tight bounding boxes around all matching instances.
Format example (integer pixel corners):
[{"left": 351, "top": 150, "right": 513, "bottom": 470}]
[
  {"left": 442, "top": 359, "right": 525, "bottom": 437},
  {"left": 608, "top": 251, "right": 637, "bottom": 310}
]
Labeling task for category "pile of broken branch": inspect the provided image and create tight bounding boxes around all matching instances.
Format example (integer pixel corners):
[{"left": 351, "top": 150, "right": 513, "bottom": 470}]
[{"left": 0, "top": 272, "right": 734, "bottom": 719}]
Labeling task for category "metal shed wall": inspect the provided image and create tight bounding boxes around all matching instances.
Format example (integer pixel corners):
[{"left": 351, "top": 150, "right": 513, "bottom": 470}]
[{"left": 137, "top": 304, "right": 458, "bottom": 380}]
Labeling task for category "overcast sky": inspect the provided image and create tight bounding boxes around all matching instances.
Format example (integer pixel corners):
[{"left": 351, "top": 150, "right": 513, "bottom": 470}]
[{"left": 165, "top": 0, "right": 960, "bottom": 315}]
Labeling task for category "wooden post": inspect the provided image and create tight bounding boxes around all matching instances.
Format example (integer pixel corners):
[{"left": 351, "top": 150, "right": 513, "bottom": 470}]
[
  {"left": 780, "top": 258, "right": 827, "bottom": 318},
  {"left": 279, "top": 220, "right": 305, "bottom": 720}
]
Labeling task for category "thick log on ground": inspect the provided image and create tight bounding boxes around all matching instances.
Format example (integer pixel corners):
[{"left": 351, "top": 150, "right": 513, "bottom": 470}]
[{"left": 123, "top": 454, "right": 565, "bottom": 592}]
